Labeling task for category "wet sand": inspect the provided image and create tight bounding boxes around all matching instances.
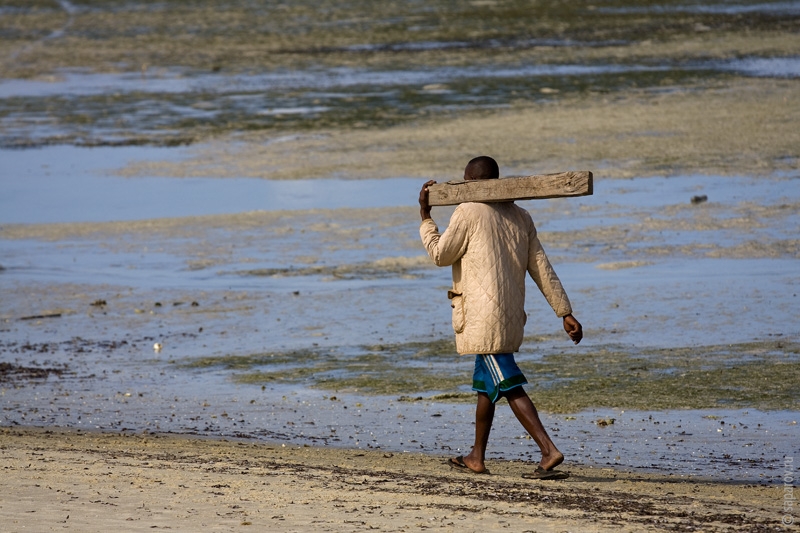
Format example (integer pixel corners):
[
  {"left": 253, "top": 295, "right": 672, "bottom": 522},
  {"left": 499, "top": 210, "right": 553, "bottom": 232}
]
[{"left": 0, "top": 427, "right": 786, "bottom": 532}]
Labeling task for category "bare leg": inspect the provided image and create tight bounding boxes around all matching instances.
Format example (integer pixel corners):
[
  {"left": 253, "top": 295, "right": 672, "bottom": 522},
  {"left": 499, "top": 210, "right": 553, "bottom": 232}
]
[
  {"left": 504, "top": 387, "right": 564, "bottom": 470},
  {"left": 458, "top": 392, "right": 494, "bottom": 473}
]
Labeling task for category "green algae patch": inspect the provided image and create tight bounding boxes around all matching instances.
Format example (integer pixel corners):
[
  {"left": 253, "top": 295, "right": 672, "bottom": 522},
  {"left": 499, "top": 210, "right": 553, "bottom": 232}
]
[
  {"left": 180, "top": 338, "right": 466, "bottom": 394},
  {"left": 518, "top": 341, "right": 800, "bottom": 412},
  {"left": 183, "top": 350, "right": 320, "bottom": 370},
  {"left": 361, "top": 338, "right": 457, "bottom": 360},
  {"left": 234, "top": 360, "right": 470, "bottom": 396},
  {"left": 178, "top": 339, "right": 799, "bottom": 412},
  {"left": 233, "top": 255, "right": 431, "bottom": 281},
  {"left": 527, "top": 359, "right": 800, "bottom": 413},
  {"left": 298, "top": 368, "right": 468, "bottom": 396}
]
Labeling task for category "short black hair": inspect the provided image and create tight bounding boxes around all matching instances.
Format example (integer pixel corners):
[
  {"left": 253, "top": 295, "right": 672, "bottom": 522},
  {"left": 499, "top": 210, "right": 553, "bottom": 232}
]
[{"left": 464, "top": 156, "right": 499, "bottom": 180}]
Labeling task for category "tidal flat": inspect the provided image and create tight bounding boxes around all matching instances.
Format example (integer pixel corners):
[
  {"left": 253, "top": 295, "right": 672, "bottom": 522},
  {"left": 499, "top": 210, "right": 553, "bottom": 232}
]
[
  {"left": 1, "top": 185, "right": 797, "bottom": 480},
  {"left": 1, "top": 0, "right": 799, "bottom": 494}
]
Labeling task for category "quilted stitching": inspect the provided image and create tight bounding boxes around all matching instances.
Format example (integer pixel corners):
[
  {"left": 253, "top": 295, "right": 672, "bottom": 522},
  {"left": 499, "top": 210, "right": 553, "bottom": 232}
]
[{"left": 421, "top": 202, "right": 572, "bottom": 354}]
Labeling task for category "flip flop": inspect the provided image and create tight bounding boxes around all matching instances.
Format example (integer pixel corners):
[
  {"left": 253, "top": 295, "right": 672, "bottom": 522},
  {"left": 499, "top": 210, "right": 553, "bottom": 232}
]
[
  {"left": 448, "top": 456, "right": 489, "bottom": 475},
  {"left": 522, "top": 466, "right": 569, "bottom": 480}
]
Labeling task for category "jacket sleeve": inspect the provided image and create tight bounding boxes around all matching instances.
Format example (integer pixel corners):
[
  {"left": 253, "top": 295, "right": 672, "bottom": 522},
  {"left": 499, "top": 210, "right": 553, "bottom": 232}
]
[
  {"left": 419, "top": 207, "right": 470, "bottom": 267},
  {"left": 527, "top": 224, "right": 573, "bottom": 317}
]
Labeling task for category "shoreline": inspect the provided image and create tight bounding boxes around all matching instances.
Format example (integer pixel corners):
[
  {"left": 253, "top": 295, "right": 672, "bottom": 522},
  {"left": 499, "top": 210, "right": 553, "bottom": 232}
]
[{"left": 0, "top": 426, "right": 786, "bottom": 532}]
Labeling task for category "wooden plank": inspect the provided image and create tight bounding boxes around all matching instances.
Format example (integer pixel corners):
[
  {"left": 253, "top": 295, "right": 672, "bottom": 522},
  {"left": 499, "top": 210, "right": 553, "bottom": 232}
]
[{"left": 427, "top": 171, "right": 593, "bottom": 206}]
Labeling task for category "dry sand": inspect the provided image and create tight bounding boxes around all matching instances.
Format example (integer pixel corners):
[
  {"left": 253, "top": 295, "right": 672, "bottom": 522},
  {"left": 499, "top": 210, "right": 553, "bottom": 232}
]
[{"left": 0, "top": 427, "right": 784, "bottom": 532}]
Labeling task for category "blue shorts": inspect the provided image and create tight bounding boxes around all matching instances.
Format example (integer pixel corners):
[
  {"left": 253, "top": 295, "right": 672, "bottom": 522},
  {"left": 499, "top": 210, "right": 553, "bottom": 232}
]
[{"left": 471, "top": 353, "right": 528, "bottom": 403}]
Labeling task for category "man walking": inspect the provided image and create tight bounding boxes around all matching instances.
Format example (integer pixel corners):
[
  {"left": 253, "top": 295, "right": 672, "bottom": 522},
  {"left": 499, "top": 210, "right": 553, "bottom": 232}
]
[{"left": 419, "top": 156, "right": 582, "bottom": 478}]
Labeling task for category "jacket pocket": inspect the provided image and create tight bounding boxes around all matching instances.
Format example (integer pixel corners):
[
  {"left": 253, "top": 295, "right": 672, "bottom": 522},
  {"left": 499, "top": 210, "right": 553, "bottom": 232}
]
[{"left": 448, "top": 290, "right": 465, "bottom": 334}]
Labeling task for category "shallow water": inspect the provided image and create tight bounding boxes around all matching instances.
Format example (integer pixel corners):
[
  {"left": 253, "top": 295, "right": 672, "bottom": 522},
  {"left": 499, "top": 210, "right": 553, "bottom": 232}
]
[
  {"left": 597, "top": 1, "right": 800, "bottom": 15},
  {"left": 2, "top": 143, "right": 798, "bottom": 357},
  {"left": 2, "top": 56, "right": 799, "bottom": 149},
  {"left": 3, "top": 144, "right": 797, "bottom": 224},
  {"left": 0, "top": 145, "right": 423, "bottom": 224},
  {"left": 7, "top": 57, "right": 799, "bottom": 101}
]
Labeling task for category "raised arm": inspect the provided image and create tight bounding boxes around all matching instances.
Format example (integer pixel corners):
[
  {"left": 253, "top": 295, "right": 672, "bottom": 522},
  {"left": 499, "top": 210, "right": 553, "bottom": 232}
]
[{"left": 419, "top": 185, "right": 469, "bottom": 267}]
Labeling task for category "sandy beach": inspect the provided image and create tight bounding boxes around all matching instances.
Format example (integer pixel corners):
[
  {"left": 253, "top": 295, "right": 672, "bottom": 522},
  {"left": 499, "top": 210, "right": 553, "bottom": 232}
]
[{"left": 0, "top": 427, "right": 788, "bottom": 532}]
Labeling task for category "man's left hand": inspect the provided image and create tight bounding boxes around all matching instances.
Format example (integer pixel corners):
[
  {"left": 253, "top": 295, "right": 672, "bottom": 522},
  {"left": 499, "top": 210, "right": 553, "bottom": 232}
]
[{"left": 563, "top": 314, "right": 583, "bottom": 344}]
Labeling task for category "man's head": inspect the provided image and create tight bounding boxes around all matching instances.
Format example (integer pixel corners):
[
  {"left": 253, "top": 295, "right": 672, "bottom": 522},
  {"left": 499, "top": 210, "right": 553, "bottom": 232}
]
[{"left": 464, "top": 156, "right": 499, "bottom": 181}]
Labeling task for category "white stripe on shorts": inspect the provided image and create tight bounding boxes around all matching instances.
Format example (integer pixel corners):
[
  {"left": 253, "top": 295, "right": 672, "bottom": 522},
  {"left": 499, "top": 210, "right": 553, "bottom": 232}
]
[{"left": 482, "top": 354, "right": 505, "bottom": 387}]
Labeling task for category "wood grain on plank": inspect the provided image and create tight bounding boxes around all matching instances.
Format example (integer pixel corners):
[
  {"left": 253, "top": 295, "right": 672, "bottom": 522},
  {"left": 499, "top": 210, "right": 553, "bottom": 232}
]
[{"left": 427, "top": 171, "right": 593, "bottom": 206}]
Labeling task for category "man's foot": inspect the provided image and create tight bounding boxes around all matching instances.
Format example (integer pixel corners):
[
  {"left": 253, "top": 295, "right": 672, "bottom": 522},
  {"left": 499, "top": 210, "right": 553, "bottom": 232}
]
[
  {"left": 539, "top": 450, "right": 564, "bottom": 471},
  {"left": 448, "top": 455, "right": 488, "bottom": 474}
]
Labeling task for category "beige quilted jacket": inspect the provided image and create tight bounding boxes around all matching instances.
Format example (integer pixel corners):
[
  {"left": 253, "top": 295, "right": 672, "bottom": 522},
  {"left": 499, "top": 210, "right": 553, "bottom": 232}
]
[{"left": 420, "top": 201, "right": 572, "bottom": 355}]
